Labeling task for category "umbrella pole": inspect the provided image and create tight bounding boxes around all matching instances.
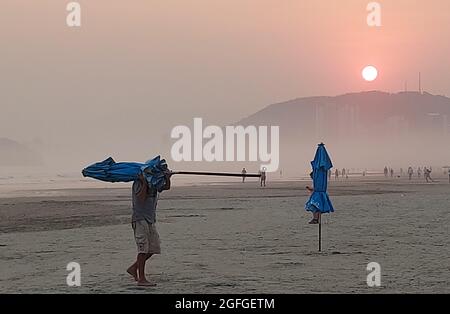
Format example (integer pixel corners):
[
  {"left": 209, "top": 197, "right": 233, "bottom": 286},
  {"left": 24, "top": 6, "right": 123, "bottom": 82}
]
[
  {"left": 171, "top": 171, "right": 261, "bottom": 178},
  {"left": 318, "top": 214, "right": 322, "bottom": 252}
]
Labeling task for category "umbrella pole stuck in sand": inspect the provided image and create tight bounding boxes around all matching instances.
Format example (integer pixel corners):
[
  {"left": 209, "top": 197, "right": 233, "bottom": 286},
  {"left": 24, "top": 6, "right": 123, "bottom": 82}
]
[{"left": 318, "top": 215, "right": 322, "bottom": 252}]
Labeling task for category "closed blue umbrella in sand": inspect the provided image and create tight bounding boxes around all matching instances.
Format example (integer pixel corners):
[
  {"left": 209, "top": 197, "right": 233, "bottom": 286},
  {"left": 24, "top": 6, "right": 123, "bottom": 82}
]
[{"left": 305, "top": 143, "right": 334, "bottom": 251}]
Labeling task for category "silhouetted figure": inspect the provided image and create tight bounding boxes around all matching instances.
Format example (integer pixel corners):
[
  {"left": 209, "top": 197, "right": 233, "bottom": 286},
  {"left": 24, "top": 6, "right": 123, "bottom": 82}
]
[
  {"left": 384, "top": 166, "right": 388, "bottom": 177},
  {"left": 259, "top": 167, "right": 266, "bottom": 187},
  {"left": 335, "top": 169, "right": 339, "bottom": 180},
  {"left": 241, "top": 168, "right": 247, "bottom": 183},
  {"left": 424, "top": 167, "right": 434, "bottom": 183},
  {"left": 390, "top": 168, "right": 394, "bottom": 178},
  {"left": 448, "top": 168, "right": 450, "bottom": 184},
  {"left": 408, "top": 167, "right": 414, "bottom": 180},
  {"left": 342, "top": 168, "right": 346, "bottom": 178}
]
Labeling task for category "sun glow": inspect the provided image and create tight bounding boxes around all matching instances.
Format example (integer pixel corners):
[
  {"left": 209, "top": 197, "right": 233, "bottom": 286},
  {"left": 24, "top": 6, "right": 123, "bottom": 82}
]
[{"left": 362, "top": 65, "right": 378, "bottom": 82}]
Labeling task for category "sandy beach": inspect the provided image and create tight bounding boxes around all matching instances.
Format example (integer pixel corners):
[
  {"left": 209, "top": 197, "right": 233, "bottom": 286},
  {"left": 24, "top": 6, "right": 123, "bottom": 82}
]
[{"left": 0, "top": 176, "right": 449, "bottom": 293}]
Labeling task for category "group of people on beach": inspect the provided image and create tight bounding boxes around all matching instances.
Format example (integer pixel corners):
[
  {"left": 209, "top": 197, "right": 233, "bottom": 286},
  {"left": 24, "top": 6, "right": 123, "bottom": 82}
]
[
  {"left": 384, "top": 166, "right": 435, "bottom": 182},
  {"left": 243, "top": 165, "right": 440, "bottom": 185},
  {"left": 331, "top": 168, "right": 350, "bottom": 180},
  {"left": 325, "top": 165, "right": 438, "bottom": 183},
  {"left": 241, "top": 167, "right": 267, "bottom": 187}
]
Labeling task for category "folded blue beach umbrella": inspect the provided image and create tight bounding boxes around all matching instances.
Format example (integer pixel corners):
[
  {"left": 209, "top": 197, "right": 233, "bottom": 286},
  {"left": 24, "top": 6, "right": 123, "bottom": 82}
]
[
  {"left": 82, "top": 155, "right": 169, "bottom": 191},
  {"left": 305, "top": 143, "right": 334, "bottom": 214}
]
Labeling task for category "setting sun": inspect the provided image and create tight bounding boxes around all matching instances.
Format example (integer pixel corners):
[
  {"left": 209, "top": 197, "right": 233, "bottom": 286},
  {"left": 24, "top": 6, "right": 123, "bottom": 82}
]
[{"left": 362, "top": 65, "right": 378, "bottom": 82}]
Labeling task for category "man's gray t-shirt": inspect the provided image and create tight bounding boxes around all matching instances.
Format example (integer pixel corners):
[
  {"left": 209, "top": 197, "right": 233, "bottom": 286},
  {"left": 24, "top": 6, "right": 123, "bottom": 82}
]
[{"left": 132, "top": 180, "right": 158, "bottom": 223}]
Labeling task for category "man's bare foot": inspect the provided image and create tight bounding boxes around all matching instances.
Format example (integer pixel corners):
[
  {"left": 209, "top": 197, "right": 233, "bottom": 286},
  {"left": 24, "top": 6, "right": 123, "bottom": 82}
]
[
  {"left": 126, "top": 265, "right": 138, "bottom": 281},
  {"left": 137, "top": 280, "right": 157, "bottom": 287}
]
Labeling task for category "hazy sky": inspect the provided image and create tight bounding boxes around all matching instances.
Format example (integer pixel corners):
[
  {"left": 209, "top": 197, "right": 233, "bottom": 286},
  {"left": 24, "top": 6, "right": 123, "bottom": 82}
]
[{"left": 1, "top": 0, "right": 450, "bottom": 166}]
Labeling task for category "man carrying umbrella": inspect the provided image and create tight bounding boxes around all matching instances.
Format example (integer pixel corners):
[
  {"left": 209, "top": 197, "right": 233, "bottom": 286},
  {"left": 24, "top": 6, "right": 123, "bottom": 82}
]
[
  {"left": 127, "top": 170, "right": 172, "bottom": 286},
  {"left": 82, "top": 155, "right": 261, "bottom": 281}
]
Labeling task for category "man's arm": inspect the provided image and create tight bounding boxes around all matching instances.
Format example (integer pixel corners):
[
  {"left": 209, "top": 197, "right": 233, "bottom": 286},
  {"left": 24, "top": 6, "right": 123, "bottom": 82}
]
[{"left": 135, "top": 172, "right": 148, "bottom": 198}]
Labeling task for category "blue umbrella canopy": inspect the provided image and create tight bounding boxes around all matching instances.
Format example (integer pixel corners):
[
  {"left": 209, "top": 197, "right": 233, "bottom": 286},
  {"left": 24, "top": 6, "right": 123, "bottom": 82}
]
[
  {"left": 82, "top": 155, "right": 169, "bottom": 191},
  {"left": 305, "top": 143, "right": 334, "bottom": 213}
]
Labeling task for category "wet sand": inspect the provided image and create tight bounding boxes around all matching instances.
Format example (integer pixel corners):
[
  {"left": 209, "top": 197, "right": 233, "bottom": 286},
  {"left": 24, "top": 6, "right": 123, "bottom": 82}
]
[{"left": 0, "top": 177, "right": 449, "bottom": 293}]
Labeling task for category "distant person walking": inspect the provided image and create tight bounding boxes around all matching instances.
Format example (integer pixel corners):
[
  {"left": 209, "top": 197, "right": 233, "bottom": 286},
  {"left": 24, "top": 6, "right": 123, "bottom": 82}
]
[
  {"left": 259, "top": 167, "right": 266, "bottom": 187},
  {"left": 448, "top": 168, "right": 450, "bottom": 183},
  {"left": 384, "top": 166, "right": 388, "bottom": 177},
  {"left": 424, "top": 167, "right": 434, "bottom": 183},
  {"left": 241, "top": 168, "right": 247, "bottom": 183},
  {"left": 335, "top": 168, "right": 339, "bottom": 180},
  {"left": 390, "top": 168, "right": 394, "bottom": 178},
  {"left": 408, "top": 167, "right": 414, "bottom": 180}
]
